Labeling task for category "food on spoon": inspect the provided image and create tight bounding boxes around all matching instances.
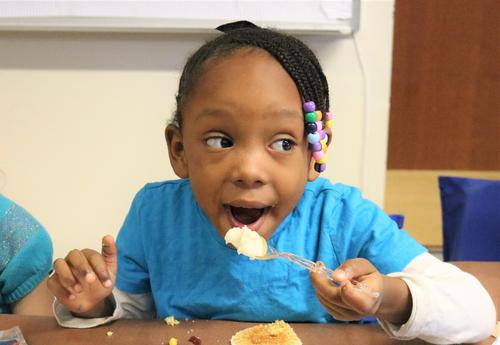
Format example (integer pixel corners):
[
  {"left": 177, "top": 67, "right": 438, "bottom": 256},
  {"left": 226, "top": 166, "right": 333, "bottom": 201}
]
[
  {"left": 230, "top": 320, "right": 302, "bottom": 345},
  {"left": 224, "top": 226, "right": 267, "bottom": 259}
]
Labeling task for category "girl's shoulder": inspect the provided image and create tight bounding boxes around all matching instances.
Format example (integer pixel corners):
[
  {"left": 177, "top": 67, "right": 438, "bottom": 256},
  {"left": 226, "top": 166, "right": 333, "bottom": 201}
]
[
  {"left": 304, "top": 177, "right": 365, "bottom": 206},
  {"left": 142, "top": 178, "right": 191, "bottom": 192},
  {"left": 129, "top": 179, "right": 196, "bottom": 215},
  {"left": 301, "top": 178, "right": 384, "bottom": 230},
  {"left": 136, "top": 179, "right": 192, "bottom": 201}
]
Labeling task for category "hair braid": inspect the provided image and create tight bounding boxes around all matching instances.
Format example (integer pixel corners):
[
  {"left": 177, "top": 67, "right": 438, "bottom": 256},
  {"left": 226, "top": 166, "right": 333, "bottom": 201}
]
[{"left": 172, "top": 26, "right": 330, "bottom": 129}]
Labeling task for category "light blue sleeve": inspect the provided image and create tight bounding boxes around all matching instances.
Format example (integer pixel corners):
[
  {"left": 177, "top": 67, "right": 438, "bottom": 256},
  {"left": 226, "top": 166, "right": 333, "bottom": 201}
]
[
  {"left": 0, "top": 199, "right": 53, "bottom": 306},
  {"left": 331, "top": 187, "right": 427, "bottom": 274},
  {"left": 115, "top": 187, "right": 151, "bottom": 294}
]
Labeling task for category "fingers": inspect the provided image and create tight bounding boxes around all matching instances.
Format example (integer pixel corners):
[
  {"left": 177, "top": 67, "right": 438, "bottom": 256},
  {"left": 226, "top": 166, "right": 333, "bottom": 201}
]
[
  {"left": 48, "top": 249, "right": 96, "bottom": 298},
  {"left": 83, "top": 249, "right": 113, "bottom": 288},
  {"left": 310, "top": 262, "right": 354, "bottom": 312},
  {"left": 311, "top": 268, "right": 364, "bottom": 321},
  {"left": 101, "top": 235, "right": 118, "bottom": 275},
  {"left": 310, "top": 262, "right": 339, "bottom": 295},
  {"left": 339, "top": 280, "right": 381, "bottom": 315},
  {"left": 47, "top": 273, "right": 76, "bottom": 301},
  {"left": 52, "top": 258, "right": 82, "bottom": 297},
  {"left": 66, "top": 249, "right": 97, "bottom": 284},
  {"left": 317, "top": 294, "right": 363, "bottom": 321},
  {"left": 47, "top": 239, "right": 118, "bottom": 315},
  {"left": 333, "top": 258, "right": 376, "bottom": 282},
  {"left": 48, "top": 244, "right": 114, "bottom": 299},
  {"left": 311, "top": 260, "right": 382, "bottom": 320}
]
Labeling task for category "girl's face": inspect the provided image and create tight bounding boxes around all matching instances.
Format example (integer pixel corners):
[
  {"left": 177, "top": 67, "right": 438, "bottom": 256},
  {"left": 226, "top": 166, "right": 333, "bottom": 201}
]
[{"left": 168, "top": 48, "right": 316, "bottom": 239}]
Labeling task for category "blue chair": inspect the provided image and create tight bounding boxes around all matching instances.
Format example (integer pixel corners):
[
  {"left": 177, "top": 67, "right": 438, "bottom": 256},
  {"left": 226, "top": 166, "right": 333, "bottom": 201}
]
[
  {"left": 389, "top": 214, "right": 405, "bottom": 229},
  {"left": 438, "top": 176, "right": 500, "bottom": 262}
]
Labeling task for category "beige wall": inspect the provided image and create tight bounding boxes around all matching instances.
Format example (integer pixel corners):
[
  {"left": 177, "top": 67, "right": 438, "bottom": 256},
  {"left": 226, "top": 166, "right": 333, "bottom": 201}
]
[{"left": 0, "top": 1, "right": 395, "bottom": 258}]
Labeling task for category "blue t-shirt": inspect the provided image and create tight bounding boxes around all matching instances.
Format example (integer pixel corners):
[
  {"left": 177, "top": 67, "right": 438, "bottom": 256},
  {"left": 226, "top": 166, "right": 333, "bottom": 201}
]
[
  {"left": 116, "top": 178, "right": 426, "bottom": 323},
  {"left": 0, "top": 195, "right": 53, "bottom": 313}
]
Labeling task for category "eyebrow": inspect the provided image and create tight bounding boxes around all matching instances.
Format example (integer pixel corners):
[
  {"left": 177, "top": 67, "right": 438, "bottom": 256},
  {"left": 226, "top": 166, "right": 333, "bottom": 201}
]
[{"left": 195, "top": 107, "right": 303, "bottom": 121}]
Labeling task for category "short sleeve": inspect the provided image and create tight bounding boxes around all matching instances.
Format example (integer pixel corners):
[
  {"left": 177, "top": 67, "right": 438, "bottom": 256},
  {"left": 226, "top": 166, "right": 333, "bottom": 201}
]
[
  {"left": 115, "top": 188, "right": 151, "bottom": 294},
  {"left": 0, "top": 201, "right": 53, "bottom": 305},
  {"left": 332, "top": 187, "right": 427, "bottom": 274}
]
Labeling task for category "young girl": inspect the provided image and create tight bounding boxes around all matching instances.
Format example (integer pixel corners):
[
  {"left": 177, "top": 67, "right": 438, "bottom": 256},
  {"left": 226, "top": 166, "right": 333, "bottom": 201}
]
[{"left": 48, "top": 21, "right": 495, "bottom": 342}]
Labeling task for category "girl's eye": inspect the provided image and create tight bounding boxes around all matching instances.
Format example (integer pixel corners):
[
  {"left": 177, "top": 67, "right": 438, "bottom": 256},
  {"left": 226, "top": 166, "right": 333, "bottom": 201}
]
[
  {"left": 271, "top": 139, "right": 296, "bottom": 152},
  {"left": 206, "top": 136, "right": 233, "bottom": 149}
]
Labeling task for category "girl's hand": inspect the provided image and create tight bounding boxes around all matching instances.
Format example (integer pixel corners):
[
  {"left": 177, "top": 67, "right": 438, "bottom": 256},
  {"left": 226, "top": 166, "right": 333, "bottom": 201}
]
[
  {"left": 310, "top": 258, "right": 412, "bottom": 324},
  {"left": 310, "top": 258, "right": 383, "bottom": 321},
  {"left": 47, "top": 235, "right": 117, "bottom": 317}
]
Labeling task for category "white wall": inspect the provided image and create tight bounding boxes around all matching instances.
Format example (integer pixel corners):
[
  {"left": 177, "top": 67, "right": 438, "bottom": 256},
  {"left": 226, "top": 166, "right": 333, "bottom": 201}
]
[{"left": 0, "top": 0, "right": 395, "bottom": 258}]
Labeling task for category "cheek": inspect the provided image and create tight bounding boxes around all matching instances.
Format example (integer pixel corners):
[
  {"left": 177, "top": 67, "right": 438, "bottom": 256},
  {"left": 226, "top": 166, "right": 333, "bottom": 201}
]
[
  {"left": 187, "top": 159, "right": 226, "bottom": 206},
  {"left": 284, "top": 178, "right": 307, "bottom": 201},
  {"left": 189, "top": 177, "right": 218, "bottom": 218},
  {"left": 278, "top": 163, "right": 309, "bottom": 203}
]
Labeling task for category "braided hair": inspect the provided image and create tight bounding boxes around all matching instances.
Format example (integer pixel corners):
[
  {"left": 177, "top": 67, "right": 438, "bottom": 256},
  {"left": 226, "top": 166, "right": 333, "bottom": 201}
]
[{"left": 171, "top": 21, "right": 330, "bottom": 129}]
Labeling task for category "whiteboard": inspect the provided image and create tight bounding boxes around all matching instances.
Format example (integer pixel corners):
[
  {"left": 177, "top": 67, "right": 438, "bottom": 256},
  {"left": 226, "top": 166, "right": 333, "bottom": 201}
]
[{"left": 0, "top": 1, "right": 360, "bottom": 34}]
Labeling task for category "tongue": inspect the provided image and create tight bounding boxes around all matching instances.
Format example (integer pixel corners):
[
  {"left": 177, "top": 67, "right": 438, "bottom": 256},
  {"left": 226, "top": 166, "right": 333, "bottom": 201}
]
[{"left": 231, "top": 207, "right": 264, "bottom": 225}]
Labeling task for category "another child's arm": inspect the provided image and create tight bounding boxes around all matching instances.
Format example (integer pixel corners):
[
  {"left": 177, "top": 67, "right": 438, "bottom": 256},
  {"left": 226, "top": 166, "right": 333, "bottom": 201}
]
[
  {"left": 11, "top": 277, "right": 53, "bottom": 315},
  {"left": 47, "top": 235, "right": 117, "bottom": 318}
]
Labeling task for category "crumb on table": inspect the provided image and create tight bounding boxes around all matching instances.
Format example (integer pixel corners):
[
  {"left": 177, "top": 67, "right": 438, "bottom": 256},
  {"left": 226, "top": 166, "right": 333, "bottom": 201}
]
[
  {"left": 188, "top": 335, "right": 202, "bottom": 345},
  {"left": 164, "top": 315, "right": 180, "bottom": 326}
]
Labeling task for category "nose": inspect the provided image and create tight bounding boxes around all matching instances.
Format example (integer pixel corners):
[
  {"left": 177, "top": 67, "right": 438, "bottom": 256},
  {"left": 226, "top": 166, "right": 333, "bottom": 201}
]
[{"left": 230, "top": 147, "right": 269, "bottom": 189}]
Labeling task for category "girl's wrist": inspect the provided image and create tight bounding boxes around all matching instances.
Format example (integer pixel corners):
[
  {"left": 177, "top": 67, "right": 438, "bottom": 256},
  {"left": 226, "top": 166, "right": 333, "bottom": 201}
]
[
  {"left": 72, "top": 297, "right": 114, "bottom": 319},
  {"left": 374, "top": 276, "right": 412, "bottom": 325}
]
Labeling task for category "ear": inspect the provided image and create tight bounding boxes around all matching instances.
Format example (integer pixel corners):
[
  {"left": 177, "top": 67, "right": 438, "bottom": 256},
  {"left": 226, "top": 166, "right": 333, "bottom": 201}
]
[
  {"left": 307, "top": 158, "right": 320, "bottom": 182},
  {"left": 165, "top": 124, "right": 189, "bottom": 178}
]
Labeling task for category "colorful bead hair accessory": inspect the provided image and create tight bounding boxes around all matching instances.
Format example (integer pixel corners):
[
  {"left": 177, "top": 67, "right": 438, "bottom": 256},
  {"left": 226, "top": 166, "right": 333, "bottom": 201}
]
[{"left": 303, "top": 101, "right": 332, "bottom": 173}]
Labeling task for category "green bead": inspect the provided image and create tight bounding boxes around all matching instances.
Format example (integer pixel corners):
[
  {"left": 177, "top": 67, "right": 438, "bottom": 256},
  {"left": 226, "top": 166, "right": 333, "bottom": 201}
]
[{"left": 305, "top": 112, "right": 316, "bottom": 123}]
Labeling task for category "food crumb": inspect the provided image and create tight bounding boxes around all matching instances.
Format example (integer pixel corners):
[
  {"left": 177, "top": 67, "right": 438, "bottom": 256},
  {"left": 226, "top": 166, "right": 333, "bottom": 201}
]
[
  {"left": 188, "top": 335, "right": 201, "bottom": 345},
  {"left": 106, "top": 331, "right": 113, "bottom": 336},
  {"left": 164, "top": 315, "right": 180, "bottom": 326},
  {"left": 168, "top": 337, "right": 178, "bottom": 345}
]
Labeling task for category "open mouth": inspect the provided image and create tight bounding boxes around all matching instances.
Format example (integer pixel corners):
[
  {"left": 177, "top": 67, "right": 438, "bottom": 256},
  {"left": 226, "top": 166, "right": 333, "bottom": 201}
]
[{"left": 227, "top": 205, "right": 271, "bottom": 228}]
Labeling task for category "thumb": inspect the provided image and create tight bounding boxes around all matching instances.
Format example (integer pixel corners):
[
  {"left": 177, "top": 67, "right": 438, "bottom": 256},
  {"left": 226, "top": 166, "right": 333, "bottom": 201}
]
[
  {"left": 101, "top": 235, "right": 117, "bottom": 275},
  {"left": 333, "top": 258, "right": 376, "bottom": 283}
]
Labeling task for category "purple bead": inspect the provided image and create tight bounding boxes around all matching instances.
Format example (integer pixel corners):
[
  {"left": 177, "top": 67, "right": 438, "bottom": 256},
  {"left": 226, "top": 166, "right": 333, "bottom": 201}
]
[
  {"left": 305, "top": 122, "right": 317, "bottom": 134},
  {"left": 303, "top": 101, "right": 316, "bottom": 113},
  {"left": 309, "top": 142, "right": 322, "bottom": 152},
  {"left": 314, "top": 163, "right": 326, "bottom": 173},
  {"left": 319, "top": 130, "right": 325, "bottom": 140}
]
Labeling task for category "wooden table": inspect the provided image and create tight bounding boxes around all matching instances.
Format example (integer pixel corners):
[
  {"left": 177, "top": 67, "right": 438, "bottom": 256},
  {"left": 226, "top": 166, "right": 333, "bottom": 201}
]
[{"left": 1, "top": 262, "right": 498, "bottom": 345}]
